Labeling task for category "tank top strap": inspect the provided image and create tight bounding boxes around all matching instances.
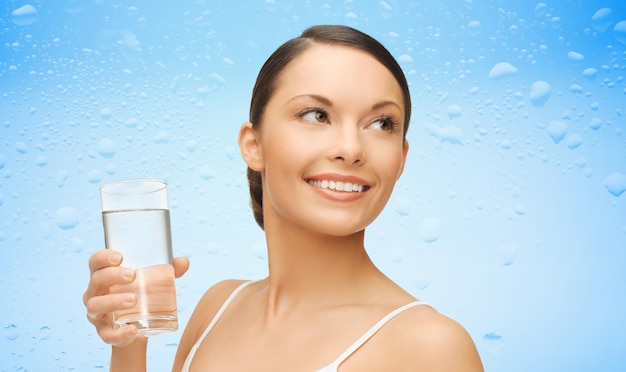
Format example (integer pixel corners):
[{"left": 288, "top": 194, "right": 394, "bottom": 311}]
[
  {"left": 181, "top": 280, "right": 258, "bottom": 372},
  {"left": 317, "top": 300, "right": 429, "bottom": 372}
]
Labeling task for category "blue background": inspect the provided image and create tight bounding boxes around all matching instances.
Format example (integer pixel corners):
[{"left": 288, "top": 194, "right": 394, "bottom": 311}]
[{"left": 1, "top": 1, "right": 625, "bottom": 371}]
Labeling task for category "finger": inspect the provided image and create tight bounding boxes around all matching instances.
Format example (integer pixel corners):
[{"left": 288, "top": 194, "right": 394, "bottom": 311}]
[
  {"left": 88, "top": 248, "right": 123, "bottom": 274},
  {"left": 83, "top": 266, "right": 136, "bottom": 306},
  {"left": 173, "top": 256, "right": 190, "bottom": 279},
  {"left": 98, "top": 323, "right": 139, "bottom": 346},
  {"left": 85, "top": 292, "right": 136, "bottom": 318}
]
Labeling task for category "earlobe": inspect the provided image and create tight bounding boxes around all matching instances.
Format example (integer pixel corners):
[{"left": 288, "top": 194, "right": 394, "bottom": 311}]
[{"left": 238, "top": 122, "right": 264, "bottom": 171}]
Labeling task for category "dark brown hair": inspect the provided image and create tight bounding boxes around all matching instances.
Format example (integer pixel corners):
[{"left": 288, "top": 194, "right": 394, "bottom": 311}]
[{"left": 247, "top": 25, "right": 412, "bottom": 229}]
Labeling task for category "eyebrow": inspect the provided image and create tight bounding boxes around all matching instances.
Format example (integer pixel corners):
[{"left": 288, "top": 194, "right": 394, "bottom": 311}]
[
  {"left": 288, "top": 94, "right": 402, "bottom": 112},
  {"left": 287, "top": 94, "right": 333, "bottom": 107}
]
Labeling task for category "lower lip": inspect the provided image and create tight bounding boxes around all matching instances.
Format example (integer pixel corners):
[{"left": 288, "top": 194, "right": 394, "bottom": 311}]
[{"left": 307, "top": 181, "right": 368, "bottom": 202}]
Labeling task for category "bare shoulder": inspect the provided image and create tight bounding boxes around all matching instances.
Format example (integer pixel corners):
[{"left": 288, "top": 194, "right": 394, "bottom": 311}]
[
  {"left": 383, "top": 305, "right": 484, "bottom": 371},
  {"left": 172, "top": 279, "right": 248, "bottom": 371}
]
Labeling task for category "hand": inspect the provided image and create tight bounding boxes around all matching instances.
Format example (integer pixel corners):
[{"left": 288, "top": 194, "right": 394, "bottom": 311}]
[{"left": 82, "top": 249, "right": 190, "bottom": 346}]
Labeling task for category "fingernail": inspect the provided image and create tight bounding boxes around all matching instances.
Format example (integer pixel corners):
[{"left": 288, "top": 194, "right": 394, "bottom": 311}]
[
  {"left": 123, "top": 293, "right": 135, "bottom": 304},
  {"left": 109, "top": 252, "right": 122, "bottom": 264},
  {"left": 121, "top": 268, "right": 135, "bottom": 279}
]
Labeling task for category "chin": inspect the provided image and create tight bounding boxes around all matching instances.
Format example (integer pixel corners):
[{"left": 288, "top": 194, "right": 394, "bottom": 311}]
[{"left": 308, "top": 219, "right": 370, "bottom": 238}]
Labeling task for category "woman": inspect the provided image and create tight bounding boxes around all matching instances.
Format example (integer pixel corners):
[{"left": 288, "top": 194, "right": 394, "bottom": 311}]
[{"left": 83, "top": 25, "right": 483, "bottom": 371}]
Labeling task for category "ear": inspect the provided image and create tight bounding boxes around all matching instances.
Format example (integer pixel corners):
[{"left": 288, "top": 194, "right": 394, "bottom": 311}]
[
  {"left": 397, "top": 140, "right": 409, "bottom": 180},
  {"left": 238, "top": 122, "right": 264, "bottom": 171}
]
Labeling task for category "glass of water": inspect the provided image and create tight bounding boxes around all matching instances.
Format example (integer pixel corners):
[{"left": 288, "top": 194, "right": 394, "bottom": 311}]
[{"left": 100, "top": 179, "right": 178, "bottom": 336}]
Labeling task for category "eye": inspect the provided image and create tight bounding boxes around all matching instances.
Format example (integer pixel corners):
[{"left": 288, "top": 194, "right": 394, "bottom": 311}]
[
  {"left": 370, "top": 116, "right": 398, "bottom": 131},
  {"left": 298, "top": 108, "right": 329, "bottom": 123}
]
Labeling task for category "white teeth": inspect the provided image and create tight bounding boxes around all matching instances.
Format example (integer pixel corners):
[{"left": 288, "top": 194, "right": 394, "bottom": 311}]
[{"left": 308, "top": 179, "right": 364, "bottom": 193}]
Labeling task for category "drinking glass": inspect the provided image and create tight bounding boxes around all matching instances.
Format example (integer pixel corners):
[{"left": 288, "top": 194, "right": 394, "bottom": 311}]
[{"left": 100, "top": 179, "right": 178, "bottom": 336}]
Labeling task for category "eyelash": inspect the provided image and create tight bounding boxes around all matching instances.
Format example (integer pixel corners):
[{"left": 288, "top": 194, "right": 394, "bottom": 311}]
[
  {"left": 296, "top": 107, "right": 329, "bottom": 123},
  {"left": 371, "top": 115, "right": 400, "bottom": 132},
  {"left": 296, "top": 107, "right": 401, "bottom": 132}
]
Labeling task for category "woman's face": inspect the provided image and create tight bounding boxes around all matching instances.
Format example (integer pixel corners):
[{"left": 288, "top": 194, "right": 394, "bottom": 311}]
[{"left": 248, "top": 44, "right": 408, "bottom": 237}]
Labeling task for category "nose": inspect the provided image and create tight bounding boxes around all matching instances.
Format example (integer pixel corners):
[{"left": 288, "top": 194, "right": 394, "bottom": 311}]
[{"left": 330, "top": 125, "right": 365, "bottom": 165}]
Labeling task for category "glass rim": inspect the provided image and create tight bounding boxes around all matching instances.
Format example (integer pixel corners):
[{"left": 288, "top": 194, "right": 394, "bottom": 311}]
[{"left": 100, "top": 178, "right": 167, "bottom": 195}]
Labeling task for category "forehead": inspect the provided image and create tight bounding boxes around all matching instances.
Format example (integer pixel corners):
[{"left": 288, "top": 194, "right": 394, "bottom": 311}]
[{"left": 273, "top": 44, "right": 404, "bottom": 107}]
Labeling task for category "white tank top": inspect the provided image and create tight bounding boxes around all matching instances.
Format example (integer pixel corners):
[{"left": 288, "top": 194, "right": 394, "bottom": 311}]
[{"left": 181, "top": 280, "right": 428, "bottom": 371}]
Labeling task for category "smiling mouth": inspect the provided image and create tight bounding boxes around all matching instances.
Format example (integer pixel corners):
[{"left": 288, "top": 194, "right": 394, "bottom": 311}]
[{"left": 307, "top": 179, "right": 369, "bottom": 193}]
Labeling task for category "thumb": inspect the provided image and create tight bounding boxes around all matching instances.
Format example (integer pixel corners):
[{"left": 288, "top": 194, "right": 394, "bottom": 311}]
[{"left": 173, "top": 256, "right": 190, "bottom": 279}]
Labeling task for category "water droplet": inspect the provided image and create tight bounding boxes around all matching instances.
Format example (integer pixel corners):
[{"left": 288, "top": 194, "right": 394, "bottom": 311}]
[
  {"left": 154, "top": 131, "right": 170, "bottom": 144},
  {"left": 591, "top": 8, "right": 614, "bottom": 33},
  {"left": 394, "top": 196, "right": 411, "bottom": 216},
  {"left": 529, "top": 81, "right": 551, "bottom": 107},
  {"left": 0, "top": 154, "right": 6, "bottom": 169},
  {"left": 35, "top": 155, "right": 47, "bottom": 167},
  {"left": 589, "top": 117, "right": 603, "bottom": 130},
  {"left": 40, "top": 222, "right": 52, "bottom": 239},
  {"left": 38, "top": 325, "right": 51, "bottom": 341},
  {"left": 499, "top": 241, "right": 518, "bottom": 265},
  {"left": 391, "top": 249, "right": 403, "bottom": 263},
  {"left": 567, "top": 51, "right": 584, "bottom": 62},
  {"left": 483, "top": 331, "right": 502, "bottom": 341},
  {"left": 534, "top": 3, "right": 548, "bottom": 17},
  {"left": 488, "top": 62, "right": 518, "bottom": 79},
  {"left": 603, "top": 173, "right": 626, "bottom": 197},
  {"left": 474, "top": 199, "right": 485, "bottom": 210},
  {"left": 125, "top": 118, "right": 138, "bottom": 128},
  {"left": 11, "top": 4, "right": 38, "bottom": 26},
  {"left": 614, "top": 21, "right": 626, "bottom": 46},
  {"left": 499, "top": 139, "right": 513, "bottom": 150},
  {"left": 56, "top": 170, "right": 70, "bottom": 187},
  {"left": 419, "top": 217, "right": 441, "bottom": 243},
  {"left": 99, "top": 108, "right": 112, "bottom": 120},
  {"left": 547, "top": 120, "right": 568, "bottom": 144},
  {"left": 411, "top": 268, "right": 431, "bottom": 290},
  {"left": 105, "top": 163, "right": 117, "bottom": 175},
  {"left": 446, "top": 104, "right": 462, "bottom": 119},
  {"left": 467, "top": 21, "right": 481, "bottom": 36},
  {"left": 87, "top": 169, "right": 103, "bottom": 183},
  {"left": 54, "top": 206, "right": 80, "bottom": 230},
  {"left": 3, "top": 323, "right": 19, "bottom": 341},
  {"left": 252, "top": 242, "right": 267, "bottom": 260},
  {"left": 199, "top": 165, "right": 214, "bottom": 180},
  {"left": 186, "top": 140, "right": 198, "bottom": 153},
  {"left": 565, "top": 134, "right": 583, "bottom": 149},
  {"left": 582, "top": 67, "right": 598, "bottom": 80},
  {"left": 569, "top": 84, "right": 583, "bottom": 95},
  {"left": 72, "top": 236, "right": 84, "bottom": 253},
  {"left": 97, "top": 138, "right": 116, "bottom": 158},
  {"left": 15, "top": 142, "right": 27, "bottom": 154},
  {"left": 398, "top": 54, "right": 413, "bottom": 63},
  {"left": 424, "top": 123, "right": 464, "bottom": 144},
  {"left": 513, "top": 204, "right": 526, "bottom": 216},
  {"left": 482, "top": 331, "right": 504, "bottom": 354}
]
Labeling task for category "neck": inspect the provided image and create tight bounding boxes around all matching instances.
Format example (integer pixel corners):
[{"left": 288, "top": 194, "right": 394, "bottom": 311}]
[{"left": 261, "top": 217, "right": 380, "bottom": 316}]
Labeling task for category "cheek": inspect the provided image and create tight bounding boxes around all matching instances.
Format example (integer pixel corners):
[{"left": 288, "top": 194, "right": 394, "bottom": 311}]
[
  {"left": 262, "top": 127, "right": 317, "bottom": 166},
  {"left": 370, "top": 143, "right": 405, "bottom": 178},
  {"left": 260, "top": 131, "right": 310, "bottom": 193}
]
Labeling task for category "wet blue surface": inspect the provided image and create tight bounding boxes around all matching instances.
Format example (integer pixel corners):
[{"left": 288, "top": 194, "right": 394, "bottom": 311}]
[{"left": 1, "top": 1, "right": 625, "bottom": 370}]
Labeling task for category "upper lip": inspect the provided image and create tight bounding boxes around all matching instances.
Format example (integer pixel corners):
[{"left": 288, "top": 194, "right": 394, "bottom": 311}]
[{"left": 305, "top": 173, "right": 370, "bottom": 188}]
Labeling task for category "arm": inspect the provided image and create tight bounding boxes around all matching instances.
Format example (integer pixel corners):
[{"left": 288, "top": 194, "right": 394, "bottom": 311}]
[{"left": 110, "top": 338, "right": 148, "bottom": 371}]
